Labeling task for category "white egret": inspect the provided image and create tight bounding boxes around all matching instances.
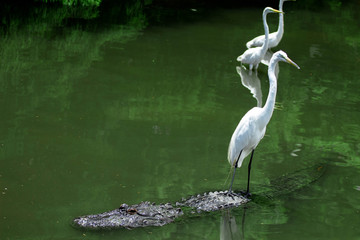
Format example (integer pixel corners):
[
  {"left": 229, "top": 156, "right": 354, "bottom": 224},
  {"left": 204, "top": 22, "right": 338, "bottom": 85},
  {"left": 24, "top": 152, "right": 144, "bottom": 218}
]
[
  {"left": 246, "top": 0, "right": 295, "bottom": 49},
  {"left": 237, "top": 7, "right": 282, "bottom": 71},
  {"left": 228, "top": 50, "right": 300, "bottom": 196},
  {"left": 260, "top": 49, "right": 274, "bottom": 66},
  {"left": 261, "top": 50, "right": 280, "bottom": 78}
]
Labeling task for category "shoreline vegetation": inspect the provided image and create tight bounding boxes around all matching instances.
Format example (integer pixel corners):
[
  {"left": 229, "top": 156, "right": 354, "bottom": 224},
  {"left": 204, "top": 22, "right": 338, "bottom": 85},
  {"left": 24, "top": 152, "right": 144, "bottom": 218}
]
[{"left": 0, "top": 0, "right": 349, "bottom": 36}]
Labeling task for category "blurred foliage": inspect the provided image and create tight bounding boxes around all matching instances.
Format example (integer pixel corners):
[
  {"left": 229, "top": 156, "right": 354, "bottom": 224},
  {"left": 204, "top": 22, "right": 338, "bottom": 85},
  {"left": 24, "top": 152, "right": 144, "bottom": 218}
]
[
  {"left": 0, "top": 0, "right": 148, "bottom": 36},
  {"left": 37, "top": 0, "right": 102, "bottom": 7},
  {"left": 1, "top": 0, "right": 358, "bottom": 38}
]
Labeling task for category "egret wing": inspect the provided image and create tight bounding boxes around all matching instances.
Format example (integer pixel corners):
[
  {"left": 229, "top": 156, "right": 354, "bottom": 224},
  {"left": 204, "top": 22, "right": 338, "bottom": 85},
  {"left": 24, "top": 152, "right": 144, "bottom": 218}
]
[
  {"left": 227, "top": 108, "right": 258, "bottom": 166},
  {"left": 237, "top": 48, "right": 259, "bottom": 64},
  {"left": 246, "top": 35, "right": 265, "bottom": 48}
]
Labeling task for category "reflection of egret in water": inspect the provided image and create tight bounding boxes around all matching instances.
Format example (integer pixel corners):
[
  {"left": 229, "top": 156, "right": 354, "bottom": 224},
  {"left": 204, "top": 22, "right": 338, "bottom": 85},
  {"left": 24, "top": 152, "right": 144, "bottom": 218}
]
[
  {"left": 236, "top": 66, "right": 263, "bottom": 108},
  {"left": 219, "top": 199, "right": 290, "bottom": 239},
  {"left": 246, "top": 0, "right": 295, "bottom": 49},
  {"left": 220, "top": 209, "right": 245, "bottom": 240},
  {"left": 219, "top": 163, "right": 325, "bottom": 239},
  {"left": 237, "top": 7, "right": 282, "bottom": 71}
]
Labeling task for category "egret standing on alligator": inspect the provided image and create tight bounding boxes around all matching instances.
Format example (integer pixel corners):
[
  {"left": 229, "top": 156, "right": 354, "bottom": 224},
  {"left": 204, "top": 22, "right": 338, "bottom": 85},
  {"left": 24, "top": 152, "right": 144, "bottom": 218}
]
[{"left": 228, "top": 51, "right": 300, "bottom": 197}]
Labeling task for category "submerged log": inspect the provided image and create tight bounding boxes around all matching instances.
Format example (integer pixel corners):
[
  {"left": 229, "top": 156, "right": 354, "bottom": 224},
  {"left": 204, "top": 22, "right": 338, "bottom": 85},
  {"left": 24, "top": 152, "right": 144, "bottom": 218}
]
[{"left": 73, "top": 164, "right": 325, "bottom": 230}]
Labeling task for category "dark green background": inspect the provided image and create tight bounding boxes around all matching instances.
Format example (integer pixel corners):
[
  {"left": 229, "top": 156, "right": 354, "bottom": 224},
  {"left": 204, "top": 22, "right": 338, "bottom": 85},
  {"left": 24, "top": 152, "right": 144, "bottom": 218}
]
[{"left": 0, "top": 0, "right": 359, "bottom": 239}]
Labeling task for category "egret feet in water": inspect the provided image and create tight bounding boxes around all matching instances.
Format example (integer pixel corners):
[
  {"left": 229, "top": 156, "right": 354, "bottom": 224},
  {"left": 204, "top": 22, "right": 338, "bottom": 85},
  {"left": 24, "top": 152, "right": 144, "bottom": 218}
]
[
  {"left": 226, "top": 190, "right": 251, "bottom": 199},
  {"left": 240, "top": 190, "right": 252, "bottom": 198},
  {"left": 225, "top": 190, "right": 244, "bottom": 200}
]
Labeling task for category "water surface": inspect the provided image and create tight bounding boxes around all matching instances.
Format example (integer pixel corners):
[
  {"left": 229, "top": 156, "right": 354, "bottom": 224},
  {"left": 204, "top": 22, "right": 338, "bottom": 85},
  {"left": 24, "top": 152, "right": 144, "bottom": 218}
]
[{"left": 0, "top": 3, "right": 360, "bottom": 240}]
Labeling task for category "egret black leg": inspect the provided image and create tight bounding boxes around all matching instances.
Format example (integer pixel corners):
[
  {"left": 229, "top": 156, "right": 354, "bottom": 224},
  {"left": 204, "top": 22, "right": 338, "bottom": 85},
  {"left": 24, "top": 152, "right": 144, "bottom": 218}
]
[
  {"left": 228, "top": 150, "right": 242, "bottom": 194},
  {"left": 228, "top": 166, "right": 237, "bottom": 193},
  {"left": 245, "top": 150, "right": 255, "bottom": 196}
]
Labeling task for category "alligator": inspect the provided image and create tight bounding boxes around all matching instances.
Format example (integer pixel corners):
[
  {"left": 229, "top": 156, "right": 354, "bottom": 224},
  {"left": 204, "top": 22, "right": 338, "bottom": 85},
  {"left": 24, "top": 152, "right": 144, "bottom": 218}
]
[{"left": 73, "top": 163, "right": 325, "bottom": 230}]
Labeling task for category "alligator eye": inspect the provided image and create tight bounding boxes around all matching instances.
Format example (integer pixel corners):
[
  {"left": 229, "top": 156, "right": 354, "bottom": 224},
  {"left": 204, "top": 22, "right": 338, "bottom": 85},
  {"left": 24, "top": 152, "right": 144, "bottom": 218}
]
[{"left": 127, "top": 208, "right": 137, "bottom": 215}]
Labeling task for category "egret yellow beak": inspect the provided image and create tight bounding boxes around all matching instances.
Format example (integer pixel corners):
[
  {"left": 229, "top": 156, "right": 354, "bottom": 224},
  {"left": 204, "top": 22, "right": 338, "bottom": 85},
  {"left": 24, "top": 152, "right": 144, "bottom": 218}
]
[
  {"left": 272, "top": 9, "right": 284, "bottom": 14},
  {"left": 286, "top": 57, "right": 300, "bottom": 69}
]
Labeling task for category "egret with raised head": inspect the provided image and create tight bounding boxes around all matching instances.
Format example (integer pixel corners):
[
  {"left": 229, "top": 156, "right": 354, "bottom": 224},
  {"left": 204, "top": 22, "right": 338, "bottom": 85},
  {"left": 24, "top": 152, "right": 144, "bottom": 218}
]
[
  {"left": 246, "top": 0, "right": 295, "bottom": 49},
  {"left": 237, "top": 7, "right": 282, "bottom": 71},
  {"left": 228, "top": 50, "right": 300, "bottom": 196}
]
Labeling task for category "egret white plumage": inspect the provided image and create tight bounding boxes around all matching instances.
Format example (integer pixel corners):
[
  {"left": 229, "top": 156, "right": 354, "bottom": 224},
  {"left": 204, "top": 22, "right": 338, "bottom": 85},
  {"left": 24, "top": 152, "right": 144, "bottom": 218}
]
[
  {"left": 237, "top": 7, "right": 282, "bottom": 71},
  {"left": 261, "top": 50, "right": 280, "bottom": 78},
  {"left": 228, "top": 50, "right": 300, "bottom": 196},
  {"left": 246, "top": 0, "right": 295, "bottom": 49}
]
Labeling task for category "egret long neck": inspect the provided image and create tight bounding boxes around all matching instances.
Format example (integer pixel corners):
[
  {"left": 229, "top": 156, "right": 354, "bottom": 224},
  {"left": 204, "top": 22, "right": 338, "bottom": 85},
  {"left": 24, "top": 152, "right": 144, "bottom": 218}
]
[
  {"left": 261, "top": 11, "right": 270, "bottom": 56},
  {"left": 276, "top": 0, "right": 285, "bottom": 38},
  {"left": 259, "top": 60, "right": 278, "bottom": 128}
]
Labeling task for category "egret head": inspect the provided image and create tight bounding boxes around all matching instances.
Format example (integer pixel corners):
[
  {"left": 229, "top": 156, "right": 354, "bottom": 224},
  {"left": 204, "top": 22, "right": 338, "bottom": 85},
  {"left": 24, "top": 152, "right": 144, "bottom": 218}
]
[
  {"left": 264, "top": 7, "right": 283, "bottom": 15},
  {"left": 274, "top": 50, "right": 300, "bottom": 69}
]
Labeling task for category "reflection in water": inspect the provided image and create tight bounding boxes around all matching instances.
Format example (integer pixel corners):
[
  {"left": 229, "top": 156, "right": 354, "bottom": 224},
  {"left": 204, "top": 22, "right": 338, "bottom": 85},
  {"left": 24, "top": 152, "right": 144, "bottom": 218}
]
[
  {"left": 236, "top": 66, "right": 262, "bottom": 107},
  {"left": 309, "top": 44, "right": 322, "bottom": 58},
  {"left": 220, "top": 209, "right": 245, "bottom": 240},
  {"left": 290, "top": 143, "right": 302, "bottom": 157},
  {"left": 219, "top": 199, "right": 291, "bottom": 240},
  {"left": 236, "top": 50, "right": 281, "bottom": 110}
]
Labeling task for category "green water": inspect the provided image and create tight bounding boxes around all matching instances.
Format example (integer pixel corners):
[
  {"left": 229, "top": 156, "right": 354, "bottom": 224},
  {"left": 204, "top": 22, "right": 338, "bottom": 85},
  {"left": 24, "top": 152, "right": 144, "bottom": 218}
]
[{"left": 1, "top": 2, "right": 360, "bottom": 239}]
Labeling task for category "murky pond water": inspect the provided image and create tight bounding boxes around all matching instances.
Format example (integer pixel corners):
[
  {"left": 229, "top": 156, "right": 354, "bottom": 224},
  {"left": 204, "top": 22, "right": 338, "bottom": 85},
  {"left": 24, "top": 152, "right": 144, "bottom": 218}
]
[{"left": 1, "top": 2, "right": 360, "bottom": 239}]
